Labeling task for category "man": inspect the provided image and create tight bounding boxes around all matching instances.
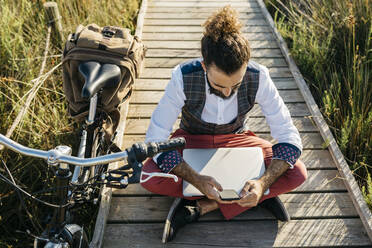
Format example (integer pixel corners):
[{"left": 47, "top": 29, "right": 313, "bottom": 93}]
[{"left": 141, "top": 6, "right": 307, "bottom": 242}]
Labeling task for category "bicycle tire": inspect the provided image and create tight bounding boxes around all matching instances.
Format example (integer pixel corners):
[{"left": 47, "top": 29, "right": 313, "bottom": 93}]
[
  {"left": 92, "top": 127, "right": 108, "bottom": 175},
  {"left": 77, "top": 124, "right": 106, "bottom": 180},
  {"left": 33, "top": 224, "right": 88, "bottom": 248},
  {"left": 62, "top": 224, "right": 89, "bottom": 248},
  {"left": 86, "top": 125, "right": 108, "bottom": 197}
]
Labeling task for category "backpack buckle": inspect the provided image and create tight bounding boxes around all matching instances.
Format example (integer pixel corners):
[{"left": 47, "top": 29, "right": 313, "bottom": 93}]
[{"left": 102, "top": 27, "right": 115, "bottom": 38}]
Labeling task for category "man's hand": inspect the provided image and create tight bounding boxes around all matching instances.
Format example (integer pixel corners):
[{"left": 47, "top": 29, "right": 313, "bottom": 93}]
[
  {"left": 171, "top": 161, "right": 231, "bottom": 203},
  {"left": 193, "top": 175, "right": 223, "bottom": 202},
  {"left": 233, "top": 180, "right": 264, "bottom": 207},
  {"left": 232, "top": 160, "right": 291, "bottom": 207}
]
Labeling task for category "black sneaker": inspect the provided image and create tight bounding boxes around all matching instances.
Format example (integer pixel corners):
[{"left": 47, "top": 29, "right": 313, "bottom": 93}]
[
  {"left": 260, "top": 196, "right": 290, "bottom": 222},
  {"left": 162, "top": 198, "right": 200, "bottom": 243}
]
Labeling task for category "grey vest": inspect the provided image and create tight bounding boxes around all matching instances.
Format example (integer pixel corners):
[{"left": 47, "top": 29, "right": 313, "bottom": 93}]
[{"left": 180, "top": 59, "right": 260, "bottom": 134}]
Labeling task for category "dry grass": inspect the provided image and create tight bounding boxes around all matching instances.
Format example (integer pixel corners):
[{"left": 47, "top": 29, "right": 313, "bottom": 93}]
[{"left": 266, "top": 0, "right": 371, "bottom": 209}]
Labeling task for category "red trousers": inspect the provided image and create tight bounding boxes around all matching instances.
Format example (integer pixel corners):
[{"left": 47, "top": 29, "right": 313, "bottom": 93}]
[{"left": 141, "top": 129, "right": 307, "bottom": 220}]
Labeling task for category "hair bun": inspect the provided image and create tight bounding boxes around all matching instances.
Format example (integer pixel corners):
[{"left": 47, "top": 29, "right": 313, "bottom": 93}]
[{"left": 202, "top": 5, "right": 242, "bottom": 42}]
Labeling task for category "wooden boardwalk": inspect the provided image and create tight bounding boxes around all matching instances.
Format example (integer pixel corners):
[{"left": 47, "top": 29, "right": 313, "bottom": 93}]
[{"left": 98, "top": 0, "right": 372, "bottom": 247}]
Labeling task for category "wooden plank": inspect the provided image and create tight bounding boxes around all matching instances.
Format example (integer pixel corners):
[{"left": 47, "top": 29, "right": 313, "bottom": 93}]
[
  {"left": 152, "top": 0, "right": 258, "bottom": 2},
  {"left": 145, "top": 11, "right": 262, "bottom": 18},
  {"left": 143, "top": 32, "right": 274, "bottom": 41},
  {"left": 255, "top": 0, "right": 372, "bottom": 240},
  {"left": 109, "top": 196, "right": 272, "bottom": 222},
  {"left": 144, "top": 18, "right": 268, "bottom": 26},
  {"left": 143, "top": 25, "right": 271, "bottom": 33},
  {"left": 113, "top": 169, "right": 345, "bottom": 196},
  {"left": 143, "top": 40, "right": 278, "bottom": 49},
  {"left": 300, "top": 150, "right": 336, "bottom": 169},
  {"left": 144, "top": 58, "right": 287, "bottom": 69},
  {"left": 127, "top": 103, "right": 310, "bottom": 118},
  {"left": 148, "top": 2, "right": 259, "bottom": 7},
  {"left": 295, "top": 169, "right": 346, "bottom": 192},
  {"left": 140, "top": 67, "right": 291, "bottom": 78},
  {"left": 278, "top": 192, "right": 357, "bottom": 217},
  {"left": 130, "top": 90, "right": 303, "bottom": 103},
  {"left": 123, "top": 133, "right": 330, "bottom": 151},
  {"left": 152, "top": 0, "right": 256, "bottom": 2},
  {"left": 108, "top": 193, "right": 357, "bottom": 222},
  {"left": 146, "top": 7, "right": 262, "bottom": 13},
  {"left": 155, "top": 0, "right": 255, "bottom": 1},
  {"left": 153, "top": 0, "right": 258, "bottom": 2},
  {"left": 124, "top": 117, "right": 317, "bottom": 134},
  {"left": 153, "top": 0, "right": 257, "bottom": 1},
  {"left": 144, "top": 48, "right": 283, "bottom": 58},
  {"left": 145, "top": 12, "right": 264, "bottom": 19},
  {"left": 104, "top": 219, "right": 371, "bottom": 247}
]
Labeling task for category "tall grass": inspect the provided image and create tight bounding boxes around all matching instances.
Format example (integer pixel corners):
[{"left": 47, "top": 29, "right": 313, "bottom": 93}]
[
  {"left": 0, "top": 0, "right": 140, "bottom": 246},
  {"left": 265, "top": 0, "right": 371, "bottom": 208}
]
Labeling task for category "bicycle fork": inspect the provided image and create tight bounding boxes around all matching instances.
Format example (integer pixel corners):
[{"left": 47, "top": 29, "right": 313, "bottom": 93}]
[{"left": 46, "top": 146, "right": 72, "bottom": 237}]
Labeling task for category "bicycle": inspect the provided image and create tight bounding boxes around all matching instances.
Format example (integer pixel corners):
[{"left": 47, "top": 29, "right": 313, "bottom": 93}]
[
  {"left": 0, "top": 61, "right": 184, "bottom": 247},
  {"left": 0, "top": 130, "right": 183, "bottom": 247}
]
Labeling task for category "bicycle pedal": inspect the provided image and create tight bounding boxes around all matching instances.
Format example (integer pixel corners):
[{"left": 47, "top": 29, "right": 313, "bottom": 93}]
[{"left": 105, "top": 181, "right": 129, "bottom": 189}]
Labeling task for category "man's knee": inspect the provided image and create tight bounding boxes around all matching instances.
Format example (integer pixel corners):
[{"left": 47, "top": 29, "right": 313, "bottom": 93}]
[
  {"left": 140, "top": 176, "right": 170, "bottom": 195},
  {"left": 140, "top": 159, "right": 163, "bottom": 193},
  {"left": 289, "top": 159, "right": 307, "bottom": 189}
]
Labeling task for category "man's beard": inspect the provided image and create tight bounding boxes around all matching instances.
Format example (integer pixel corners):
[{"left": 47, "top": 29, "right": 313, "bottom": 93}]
[{"left": 206, "top": 77, "right": 237, "bottom": 99}]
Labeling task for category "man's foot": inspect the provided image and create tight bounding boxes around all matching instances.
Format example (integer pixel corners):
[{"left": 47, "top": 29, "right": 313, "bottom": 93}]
[
  {"left": 162, "top": 198, "right": 200, "bottom": 243},
  {"left": 260, "top": 196, "right": 290, "bottom": 222}
]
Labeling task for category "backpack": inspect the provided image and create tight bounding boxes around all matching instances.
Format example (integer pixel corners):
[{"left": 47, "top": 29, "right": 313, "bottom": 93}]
[{"left": 62, "top": 23, "right": 146, "bottom": 139}]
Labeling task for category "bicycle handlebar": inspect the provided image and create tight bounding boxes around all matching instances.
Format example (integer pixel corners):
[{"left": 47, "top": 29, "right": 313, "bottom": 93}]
[
  {"left": 0, "top": 133, "right": 129, "bottom": 167},
  {"left": 129, "top": 137, "right": 186, "bottom": 162},
  {"left": 128, "top": 138, "right": 186, "bottom": 184},
  {"left": 0, "top": 133, "right": 185, "bottom": 167}
]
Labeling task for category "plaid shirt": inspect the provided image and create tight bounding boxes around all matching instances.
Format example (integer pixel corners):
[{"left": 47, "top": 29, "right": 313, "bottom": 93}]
[{"left": 180, "top": 59, "right": 260, "bottom": 134}]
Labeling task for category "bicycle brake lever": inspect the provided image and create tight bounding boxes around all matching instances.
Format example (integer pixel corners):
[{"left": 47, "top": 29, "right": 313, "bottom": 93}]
[{"left": 140, "top": 171, "right": 179, "bottom": 184}]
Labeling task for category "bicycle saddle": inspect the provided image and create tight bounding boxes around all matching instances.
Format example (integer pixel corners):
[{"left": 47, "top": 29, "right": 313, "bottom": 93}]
[{"left": 78, "top": 61, "right": 121, "bottom": 100}]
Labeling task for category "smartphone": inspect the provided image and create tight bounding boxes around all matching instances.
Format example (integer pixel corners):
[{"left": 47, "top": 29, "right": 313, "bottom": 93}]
[{"left": 218, "top": 189, "right": 240, "bottom": 201}]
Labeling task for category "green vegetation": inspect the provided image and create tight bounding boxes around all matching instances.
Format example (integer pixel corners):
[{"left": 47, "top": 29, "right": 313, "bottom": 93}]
[
  {"left": 0, "top": 0, "right": 140, "bottom": 246},
  {"left": 265, "top": 0, "right": 371, "bottom": 208}
]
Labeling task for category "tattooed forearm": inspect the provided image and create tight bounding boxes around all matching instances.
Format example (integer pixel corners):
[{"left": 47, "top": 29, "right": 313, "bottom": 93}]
[
  {"left": 258, "top": 159, "right": 290, "bottom": 192},
  {"left": 172, "top": 160, "right": 201, "bottom": 185}
]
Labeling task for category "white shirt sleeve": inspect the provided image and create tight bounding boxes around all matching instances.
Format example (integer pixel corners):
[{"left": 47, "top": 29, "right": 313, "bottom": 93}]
[
  {"left": 145, "top": 65, "right": 186, "bottom": 143},
  {"left": 255, "top": 65, "right": 303, "bottom": 151}
]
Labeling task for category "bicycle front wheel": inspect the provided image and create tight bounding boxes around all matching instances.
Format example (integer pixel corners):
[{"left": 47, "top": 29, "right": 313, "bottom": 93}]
[{"left": 33, "top": 224, "right": 89, "bottom": 248}]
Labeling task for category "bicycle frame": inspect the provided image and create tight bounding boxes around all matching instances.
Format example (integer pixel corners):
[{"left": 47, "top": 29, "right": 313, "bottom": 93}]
[{"left": 71, "top": 92, "right": 99, "bottom": 185}]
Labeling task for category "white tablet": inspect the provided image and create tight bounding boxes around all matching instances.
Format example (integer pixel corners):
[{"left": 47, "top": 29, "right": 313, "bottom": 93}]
[{"left": 182, "top": 147, "right": 267, "bottom": 197}]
